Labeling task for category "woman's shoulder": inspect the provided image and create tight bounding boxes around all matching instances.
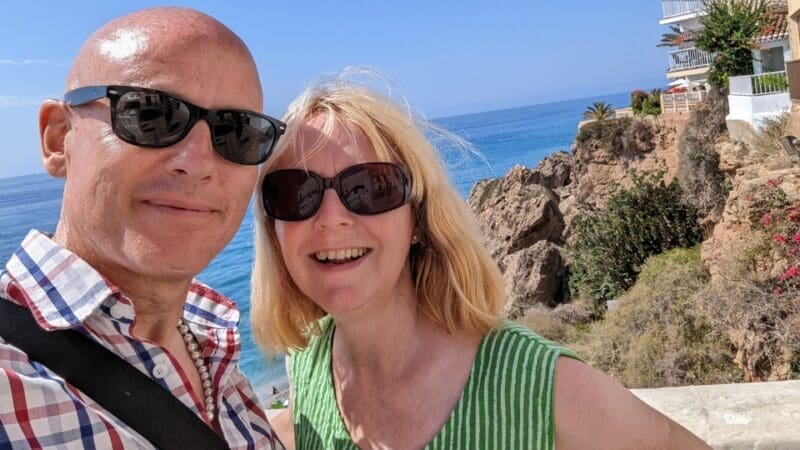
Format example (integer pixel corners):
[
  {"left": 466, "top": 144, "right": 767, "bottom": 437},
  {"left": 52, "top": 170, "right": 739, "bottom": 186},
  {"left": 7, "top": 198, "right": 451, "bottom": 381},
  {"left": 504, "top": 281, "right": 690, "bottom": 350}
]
[{"left": 481, "top": 320, "right": 580, "bottom": 362}]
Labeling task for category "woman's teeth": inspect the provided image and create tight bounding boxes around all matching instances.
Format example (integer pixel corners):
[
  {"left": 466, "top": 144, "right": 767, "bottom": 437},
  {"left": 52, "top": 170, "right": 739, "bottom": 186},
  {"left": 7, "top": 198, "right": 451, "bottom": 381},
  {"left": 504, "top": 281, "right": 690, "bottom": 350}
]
[{"left": 314, "top": 248, "right": 368, "bottom": 263}]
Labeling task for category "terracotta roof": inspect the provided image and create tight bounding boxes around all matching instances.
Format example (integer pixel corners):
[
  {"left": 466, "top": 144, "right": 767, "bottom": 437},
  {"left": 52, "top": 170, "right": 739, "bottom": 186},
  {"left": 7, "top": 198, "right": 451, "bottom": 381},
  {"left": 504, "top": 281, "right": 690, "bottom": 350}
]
[{"left": 757, "top": 10, "right": 789, "bottom": 43}]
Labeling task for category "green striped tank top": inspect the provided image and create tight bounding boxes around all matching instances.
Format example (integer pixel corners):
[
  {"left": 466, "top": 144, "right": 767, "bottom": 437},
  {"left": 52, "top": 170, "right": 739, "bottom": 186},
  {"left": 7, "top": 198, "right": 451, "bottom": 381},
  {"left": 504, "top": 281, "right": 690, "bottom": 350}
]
[{"left": 289, "top": 317, "right": 579, "bottom": 449}]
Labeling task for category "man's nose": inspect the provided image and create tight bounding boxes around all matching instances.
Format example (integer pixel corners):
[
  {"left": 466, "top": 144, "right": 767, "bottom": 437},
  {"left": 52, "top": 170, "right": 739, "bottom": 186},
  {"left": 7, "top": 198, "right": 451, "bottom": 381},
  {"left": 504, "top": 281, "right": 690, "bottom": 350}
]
[
  {"left": 163, "top": 120, "right": 217, "bottom": 180},
  {"left": 313, "top": 188, "right": 355, "bottom": 230}
]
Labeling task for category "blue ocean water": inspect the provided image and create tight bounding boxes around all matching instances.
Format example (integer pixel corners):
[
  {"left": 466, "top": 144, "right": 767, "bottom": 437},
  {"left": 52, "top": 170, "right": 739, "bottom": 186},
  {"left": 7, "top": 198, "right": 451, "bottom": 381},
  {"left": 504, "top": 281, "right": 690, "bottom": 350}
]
[{"left": 0, "top": 91, "right": 629, "bottom": 393}]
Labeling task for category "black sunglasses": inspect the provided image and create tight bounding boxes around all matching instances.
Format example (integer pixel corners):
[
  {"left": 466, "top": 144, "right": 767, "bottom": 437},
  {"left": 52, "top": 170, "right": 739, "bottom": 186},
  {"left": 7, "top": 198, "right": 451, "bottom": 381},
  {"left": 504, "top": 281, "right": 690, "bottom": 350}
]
[
  {"left": 262, "top": 162, "right": 412, "bottom": 221},
  {"left": 64, "top": 85, "right": 286, "bottom": 165}
]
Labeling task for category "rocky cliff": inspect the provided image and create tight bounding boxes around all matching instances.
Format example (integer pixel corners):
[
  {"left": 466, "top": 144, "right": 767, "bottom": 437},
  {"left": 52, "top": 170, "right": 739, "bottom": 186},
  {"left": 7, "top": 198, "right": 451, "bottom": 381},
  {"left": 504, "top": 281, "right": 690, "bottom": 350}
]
[
  {"left": 467, "top": 115, "right": 684, "bottom": 317},
  {"left": 467, "top": 107, "right": 799, "bottom": 382}
]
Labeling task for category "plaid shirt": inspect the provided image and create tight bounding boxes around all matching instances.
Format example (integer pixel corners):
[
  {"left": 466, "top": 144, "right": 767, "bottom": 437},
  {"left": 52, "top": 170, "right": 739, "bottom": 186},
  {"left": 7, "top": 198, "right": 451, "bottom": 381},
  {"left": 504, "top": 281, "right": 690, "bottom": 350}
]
[{"left": 0, "top": 230, "right": 283, "bottom": 449}]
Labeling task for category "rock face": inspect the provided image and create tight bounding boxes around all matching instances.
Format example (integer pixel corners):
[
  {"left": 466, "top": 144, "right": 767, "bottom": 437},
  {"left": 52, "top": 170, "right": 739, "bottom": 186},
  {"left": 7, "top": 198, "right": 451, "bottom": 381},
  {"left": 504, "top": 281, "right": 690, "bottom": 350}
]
[
  {"left": 571, "top": 116, "right": 682, "bottom": 209},
  {"left": 700, "top": 153, "right": 800, "bottom": 281},
  {"left": 468, "top": 109, "right": 799, "bottom": 380},
  {"left": 697, "top": 148, "right": 800, "bottom": 382},
  {"left": 467, "top": 116, "right": 683, "bottom": 316},
  {"left": 500, "top": 241, "right": 564, "bottom": 317},
  {"left": 468, "top": 166, "right": 564, "bottom": 261},
  {"left": 468, "top": 163, "right": 567, "bottom": 317}
]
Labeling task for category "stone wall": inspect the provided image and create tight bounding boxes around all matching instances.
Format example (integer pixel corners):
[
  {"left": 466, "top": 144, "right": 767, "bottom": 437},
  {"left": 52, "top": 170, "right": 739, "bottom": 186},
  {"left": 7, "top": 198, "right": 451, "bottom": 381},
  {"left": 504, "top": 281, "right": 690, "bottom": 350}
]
[{"left": 633, "top": 380, "right": 800, "bottom": 448}]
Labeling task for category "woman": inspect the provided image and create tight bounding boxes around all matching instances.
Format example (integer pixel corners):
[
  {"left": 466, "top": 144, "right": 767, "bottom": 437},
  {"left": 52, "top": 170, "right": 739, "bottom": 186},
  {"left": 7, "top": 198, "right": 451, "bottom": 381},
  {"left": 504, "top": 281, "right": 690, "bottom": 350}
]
[{"left": 251, "top": 78, "right": 708, "bottom": 449}]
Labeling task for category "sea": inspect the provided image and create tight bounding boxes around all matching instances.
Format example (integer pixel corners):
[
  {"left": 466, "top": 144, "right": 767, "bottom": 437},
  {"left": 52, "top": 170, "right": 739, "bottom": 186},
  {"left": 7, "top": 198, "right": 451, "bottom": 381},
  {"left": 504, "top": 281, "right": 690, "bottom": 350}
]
[{"left": 0, "top": 91, "right": 629, "bottom": 396}]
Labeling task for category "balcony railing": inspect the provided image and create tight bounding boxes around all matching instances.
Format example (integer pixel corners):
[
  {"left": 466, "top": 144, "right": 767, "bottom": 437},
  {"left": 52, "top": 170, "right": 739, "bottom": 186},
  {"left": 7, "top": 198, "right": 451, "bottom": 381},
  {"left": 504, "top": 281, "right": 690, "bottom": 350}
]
[
  {"left": 661, "top": 91, "right": 707, "bottom": 113},
  {"left": 668, "top": 47, "right": 714, "bottom": 71},
  {"left": 662, "top": 0, "right": 704, "bottom": 18},
  {"left": 729, "top": 71, "right": 789, "bottom": 96}
]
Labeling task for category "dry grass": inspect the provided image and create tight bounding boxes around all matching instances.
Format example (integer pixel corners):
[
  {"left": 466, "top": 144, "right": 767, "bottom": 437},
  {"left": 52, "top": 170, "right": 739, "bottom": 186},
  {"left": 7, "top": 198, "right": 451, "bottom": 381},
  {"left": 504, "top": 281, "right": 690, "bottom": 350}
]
[
  {"left": 676, "top": 86, "right": 729, "bottom": 221},
  {"left": 515, "top": 296, "right": 593, "bottom": 344},
  {"left": 749, "top": 111, "right": 791, "bottom": 161},
  {"left": 569, "top": 246, "right": 741, "bottom": 388},
  {"left": 693, "top": 240, "right": 800, "bottom": 381}
]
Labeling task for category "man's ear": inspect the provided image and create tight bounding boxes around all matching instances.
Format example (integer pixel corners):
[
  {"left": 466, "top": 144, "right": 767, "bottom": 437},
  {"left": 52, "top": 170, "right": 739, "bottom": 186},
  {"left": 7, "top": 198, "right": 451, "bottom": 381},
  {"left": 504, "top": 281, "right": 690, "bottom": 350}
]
[{"left": 39, "top": 99, "right": 71, "bottom": 178}]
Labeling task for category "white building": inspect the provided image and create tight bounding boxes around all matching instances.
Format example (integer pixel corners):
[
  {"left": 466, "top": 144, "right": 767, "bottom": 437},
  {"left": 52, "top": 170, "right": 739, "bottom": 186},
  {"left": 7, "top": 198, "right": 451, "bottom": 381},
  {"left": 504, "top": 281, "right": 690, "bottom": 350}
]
[{"left": 659, "top": 0, "right": 791, "bottom": 135}]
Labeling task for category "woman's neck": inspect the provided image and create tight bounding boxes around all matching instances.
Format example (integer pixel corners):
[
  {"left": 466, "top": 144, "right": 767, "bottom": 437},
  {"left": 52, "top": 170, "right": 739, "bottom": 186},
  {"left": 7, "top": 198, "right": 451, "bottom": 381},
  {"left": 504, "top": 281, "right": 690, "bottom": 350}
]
[{"left": 330, "top": 273, "right": 434, "bottom": 381}]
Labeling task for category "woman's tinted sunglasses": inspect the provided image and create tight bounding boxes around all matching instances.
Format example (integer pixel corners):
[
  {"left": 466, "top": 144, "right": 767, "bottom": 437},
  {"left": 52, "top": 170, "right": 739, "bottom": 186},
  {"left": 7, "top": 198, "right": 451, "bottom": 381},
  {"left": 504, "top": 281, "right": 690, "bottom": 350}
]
[
  {"left": 64, "top": 85, "right": 286, "bottom": 165},
  {"left": 261, "top": 162, "right": 412, "bottom": 221}
]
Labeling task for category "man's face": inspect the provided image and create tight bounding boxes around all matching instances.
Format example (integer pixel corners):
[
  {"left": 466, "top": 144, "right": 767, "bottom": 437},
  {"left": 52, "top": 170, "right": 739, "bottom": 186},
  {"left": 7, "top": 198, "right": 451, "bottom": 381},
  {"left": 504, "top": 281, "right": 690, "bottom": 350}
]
[{"left": 57, "top": 35, "right": 261, "bottom": 283}]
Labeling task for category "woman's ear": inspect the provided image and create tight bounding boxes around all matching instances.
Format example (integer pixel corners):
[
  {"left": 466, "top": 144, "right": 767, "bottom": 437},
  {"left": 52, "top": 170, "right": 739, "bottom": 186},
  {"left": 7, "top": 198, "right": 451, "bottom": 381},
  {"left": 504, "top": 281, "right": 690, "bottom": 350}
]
[{"left": 39, "top": 99, "right": 71, "bottom": 178}]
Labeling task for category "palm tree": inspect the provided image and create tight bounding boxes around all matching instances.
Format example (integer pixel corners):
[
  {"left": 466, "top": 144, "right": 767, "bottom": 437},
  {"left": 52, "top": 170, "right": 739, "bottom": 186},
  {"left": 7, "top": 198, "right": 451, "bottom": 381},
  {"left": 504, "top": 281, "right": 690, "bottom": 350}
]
[
  {"left": 657, "top": 25, "right": 694, "bottom": 47},
  {"left": 583, "top": 102, "right": 615, "bottom": 121}
]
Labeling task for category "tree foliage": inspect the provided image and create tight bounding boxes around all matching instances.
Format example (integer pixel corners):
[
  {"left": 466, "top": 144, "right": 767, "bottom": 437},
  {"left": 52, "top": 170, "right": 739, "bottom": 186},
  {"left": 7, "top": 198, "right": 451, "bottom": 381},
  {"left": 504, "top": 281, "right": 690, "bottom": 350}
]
[
  {"left": 631, "top": 89, "right": 661, "bottom": 116},
  {"left": 657, "top": 25, "right": 696, "bottom": 48},
  {"left": 582, "top": 101, "right": 615, "bottom": 121},
  {"left": 568, "top": 175, "right": 703, "bottom": 313},
  {"left": 696, "top": 0, "right": 768, "bottom": 88}
]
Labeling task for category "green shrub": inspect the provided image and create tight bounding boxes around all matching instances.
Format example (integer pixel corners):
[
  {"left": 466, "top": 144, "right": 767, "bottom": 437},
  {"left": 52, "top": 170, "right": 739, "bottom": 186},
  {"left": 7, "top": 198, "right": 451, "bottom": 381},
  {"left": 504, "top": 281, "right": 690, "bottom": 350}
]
[
  {"left": 640, "top": 89, "right": 662, "bottom": 116},
  {"left": 696, "top": 0, "right": 767, "bottom": 88},
  {"left": 568, "top": 175, "right": 703, "bottom": 311},
  {"left": 576, "top": 117, "right": 631, "bottom": 147},
  {"left": 570, "top": 247, "right": 741, "bottom": 388},
  {"left": 753, "top": 72, "right": 788, "bottom": 93},
  {"left": 692, "top": 247, "right": 800, "bottom": 381},
  {"left": 630, "top": 90, "right": 648, "bottom": 114},
  {"left": 631, "top": 89, "right": 661, "bottom": 116},
  {"left": 747, "top": 180, "right": 800, "bottom": 294}
]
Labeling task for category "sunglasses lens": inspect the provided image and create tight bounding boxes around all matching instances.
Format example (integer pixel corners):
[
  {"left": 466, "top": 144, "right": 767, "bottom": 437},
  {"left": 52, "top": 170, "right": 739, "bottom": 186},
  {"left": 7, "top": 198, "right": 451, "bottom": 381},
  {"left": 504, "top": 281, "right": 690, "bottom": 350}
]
[
  {"left": 262, "top": 163, "right": 409, "bottom": 221},
  {"left": 339, "top": 163, "right": 408, "bottom": 215},
  {"left": 114, "top": 90, "right": 192, "bottom": 147},
  {"left": 210, "top": 112, "right": 278, "bottom": 165},
  {"left": 263, "top": 170, "right": 321, "bottom": 220}
]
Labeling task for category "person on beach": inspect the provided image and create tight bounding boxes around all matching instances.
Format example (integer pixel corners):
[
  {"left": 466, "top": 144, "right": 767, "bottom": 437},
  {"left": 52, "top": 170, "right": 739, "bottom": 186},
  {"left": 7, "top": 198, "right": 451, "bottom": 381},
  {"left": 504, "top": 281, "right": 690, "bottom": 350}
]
[
  {"left": 250, "top": 78, "right": 709, "bottom": 449},
  {"left": 0, "top": 8, "right": 285, "bottom": 449}
]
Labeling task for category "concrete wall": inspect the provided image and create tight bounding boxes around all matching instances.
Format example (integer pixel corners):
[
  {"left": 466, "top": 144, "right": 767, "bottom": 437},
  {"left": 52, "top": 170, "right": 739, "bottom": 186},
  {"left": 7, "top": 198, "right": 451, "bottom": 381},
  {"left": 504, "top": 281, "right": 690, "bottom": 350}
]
[
  {"left": 787, "top": 1, "right": 800, "bottom": 136},
  {"left": 727, "top": 93, "right": 791, "bottom": 141},
  {"left": 789, "top": 0, "right": 800, "bottom": 60},
  {"left": 633, "top": 380, "right": 800, "bottom": 449}
]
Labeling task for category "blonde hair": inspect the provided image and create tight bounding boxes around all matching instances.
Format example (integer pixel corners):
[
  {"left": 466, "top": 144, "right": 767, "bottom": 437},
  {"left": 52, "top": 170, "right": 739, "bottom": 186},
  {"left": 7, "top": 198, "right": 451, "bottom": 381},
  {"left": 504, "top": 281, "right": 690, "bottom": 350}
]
[{"left": 251, "top": 76, "right": 504, "bottom": 353}]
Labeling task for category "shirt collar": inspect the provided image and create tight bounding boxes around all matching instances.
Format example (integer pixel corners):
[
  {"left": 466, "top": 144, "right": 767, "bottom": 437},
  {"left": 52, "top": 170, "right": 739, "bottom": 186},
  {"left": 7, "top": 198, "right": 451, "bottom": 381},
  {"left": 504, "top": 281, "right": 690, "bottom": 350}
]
[
  {"left": 5, "top": 230, "right": 115, "bottom": 329},
  {"left": 5, "top": 230, "right": 240, "bottom": 330}
]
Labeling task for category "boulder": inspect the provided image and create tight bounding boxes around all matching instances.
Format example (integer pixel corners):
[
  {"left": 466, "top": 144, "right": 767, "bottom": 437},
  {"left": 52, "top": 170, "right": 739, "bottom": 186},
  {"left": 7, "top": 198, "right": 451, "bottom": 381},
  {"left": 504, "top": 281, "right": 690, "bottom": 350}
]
[
  {"left": 500, "top": 241, "right": 564, "bottom": 318},
  {"left": 469, "top": 165, "right": 564, "bottom": 261}
]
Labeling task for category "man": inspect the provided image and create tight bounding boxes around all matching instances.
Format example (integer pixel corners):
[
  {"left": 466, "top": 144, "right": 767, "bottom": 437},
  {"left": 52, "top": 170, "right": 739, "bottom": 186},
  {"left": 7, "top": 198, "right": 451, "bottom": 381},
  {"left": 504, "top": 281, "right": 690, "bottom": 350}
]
[{"left": 0, "top": 8, "right": 284, "bottom": 448}]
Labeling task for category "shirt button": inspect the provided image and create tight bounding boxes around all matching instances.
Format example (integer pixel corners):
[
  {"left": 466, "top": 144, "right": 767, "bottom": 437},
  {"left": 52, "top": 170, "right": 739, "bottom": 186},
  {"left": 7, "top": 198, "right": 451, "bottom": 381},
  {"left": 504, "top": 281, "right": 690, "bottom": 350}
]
[
  {"left": 152, "top": 364, "right": 169, "bottom": 379},
  {"left": 109, "top": 304, "right": 127, "bottom": 320}
]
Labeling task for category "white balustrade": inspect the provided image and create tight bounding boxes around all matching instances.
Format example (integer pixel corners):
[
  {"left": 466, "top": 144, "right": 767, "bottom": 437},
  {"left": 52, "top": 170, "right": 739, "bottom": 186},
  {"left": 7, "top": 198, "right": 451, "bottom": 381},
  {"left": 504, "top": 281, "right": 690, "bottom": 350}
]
[
  {"left": 668, "top": 47, "right": 714, "bottom": 71},
  {"left": 729, "top": 71, "right": 789, "bottom": 96},
  {"left": 661, "top": 91, "right": 707, "bottom": 113},
  {"left": 662, "top": 0, "right": 704, "bottom": 18}
]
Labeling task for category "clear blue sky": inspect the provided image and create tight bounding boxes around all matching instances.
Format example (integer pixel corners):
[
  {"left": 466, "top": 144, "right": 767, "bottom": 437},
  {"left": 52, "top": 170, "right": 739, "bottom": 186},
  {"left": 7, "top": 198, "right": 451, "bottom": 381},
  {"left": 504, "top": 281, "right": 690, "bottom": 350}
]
[{"left": 0, "top": 0, "right": 669, "bottom": 178}]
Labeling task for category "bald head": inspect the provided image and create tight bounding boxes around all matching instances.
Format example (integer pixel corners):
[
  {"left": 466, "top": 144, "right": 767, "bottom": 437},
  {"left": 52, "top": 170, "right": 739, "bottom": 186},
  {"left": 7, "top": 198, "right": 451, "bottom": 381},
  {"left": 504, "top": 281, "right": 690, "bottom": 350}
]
[{"left": 67, "top": 7, "right": 262, "bottom": 103}]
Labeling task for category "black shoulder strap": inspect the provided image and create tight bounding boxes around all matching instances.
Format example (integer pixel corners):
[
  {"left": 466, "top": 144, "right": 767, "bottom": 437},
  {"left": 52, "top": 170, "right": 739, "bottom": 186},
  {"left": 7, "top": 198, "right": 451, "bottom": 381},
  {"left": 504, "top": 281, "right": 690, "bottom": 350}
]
[{"left": 0, "top": 298, "right": 228, "bottom": 450}]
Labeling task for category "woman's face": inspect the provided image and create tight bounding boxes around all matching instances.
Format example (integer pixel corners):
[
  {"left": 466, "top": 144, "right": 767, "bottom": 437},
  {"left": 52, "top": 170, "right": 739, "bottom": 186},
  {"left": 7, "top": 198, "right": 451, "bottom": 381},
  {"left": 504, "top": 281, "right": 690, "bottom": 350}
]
[{"left": 271, "top": 114, "right": 416, "bottom": 319}]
